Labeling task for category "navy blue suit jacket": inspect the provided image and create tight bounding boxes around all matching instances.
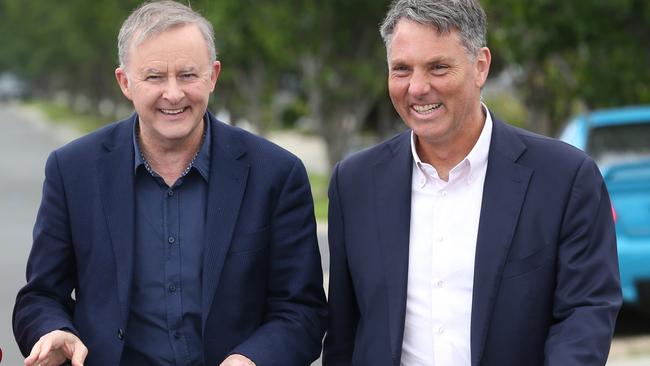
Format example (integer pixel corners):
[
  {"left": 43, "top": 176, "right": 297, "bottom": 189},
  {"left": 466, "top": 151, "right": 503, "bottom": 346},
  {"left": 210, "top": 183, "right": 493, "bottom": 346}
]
[
  {"left": 324, "top": 117, "right": 621, "bottom": 365},
  {"left": 13, "top": 113, "right": 327, "bottom": 365}
]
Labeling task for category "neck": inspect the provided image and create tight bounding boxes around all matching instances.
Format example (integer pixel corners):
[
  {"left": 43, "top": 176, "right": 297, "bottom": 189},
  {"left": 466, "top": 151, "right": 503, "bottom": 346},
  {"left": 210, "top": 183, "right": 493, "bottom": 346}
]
[
  {"left": 415, "top": 138, "right": 471, "bottom": 182},
  {"left": 139, "top": 123, "right": 205, "bottom": 186},
  {"left": 416, "top": 107, "right": 485, "bottom": 181}
]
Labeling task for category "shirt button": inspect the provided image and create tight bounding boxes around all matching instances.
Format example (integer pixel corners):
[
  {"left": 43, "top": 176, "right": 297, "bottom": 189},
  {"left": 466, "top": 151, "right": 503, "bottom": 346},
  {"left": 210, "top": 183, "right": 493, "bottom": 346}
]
[
  {"left": 168, "top": 236, "right": 176, "bottom": 244},
  {"left": 167, "top": 189, "right": 174, "bottom": 197},
  {"left": 436, "top": 280, "right": 444, "bottom": 288},
  {"left": 117, "top": 328, "right": 124, "bottom": 340},
  {"left": 441, "top": 190, "right": 448, "bottom": 197},
  {"left": 437, "top": 236, "right": 444, "bottom": 242},
  {"left": 169, "top": 284, "right": 176, "bottom": 293},
  {"left": 438, "top": 326, "right": 445, "bottom": 334}
]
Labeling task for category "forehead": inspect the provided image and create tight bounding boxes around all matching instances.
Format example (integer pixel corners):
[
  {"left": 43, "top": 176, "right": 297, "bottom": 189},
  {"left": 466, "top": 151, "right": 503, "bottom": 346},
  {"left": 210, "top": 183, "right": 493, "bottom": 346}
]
[
  {"left": 127, "top": 24, "right": 211, "bottom": 69},
  {"left": 388, "top": 20, "right": 464, "bottom": 60}
]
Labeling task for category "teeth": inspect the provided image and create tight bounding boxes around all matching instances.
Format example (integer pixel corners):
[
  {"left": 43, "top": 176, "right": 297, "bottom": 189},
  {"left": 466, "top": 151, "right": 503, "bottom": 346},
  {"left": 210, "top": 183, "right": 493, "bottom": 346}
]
[
  {"left": 160, "top": 107, "right": 185, "bottom": 115},
  {"left": 412, "top": 103, "right": 442, "bottom": 113}
]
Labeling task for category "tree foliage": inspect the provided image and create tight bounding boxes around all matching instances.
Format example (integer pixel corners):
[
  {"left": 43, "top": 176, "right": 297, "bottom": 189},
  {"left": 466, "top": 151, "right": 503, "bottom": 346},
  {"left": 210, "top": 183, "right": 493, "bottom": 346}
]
[
  {"left": 197, "top": 0, "right": 391, "bottom": 166},
  {"left": 483, "top": 0, "right": 650, "bottom": 134},
  {"left": 1, "top": 0, "right": 649, "bottom": 165},
  {"left": 0, "top": 0, "right": 139, "bottom": 103}
]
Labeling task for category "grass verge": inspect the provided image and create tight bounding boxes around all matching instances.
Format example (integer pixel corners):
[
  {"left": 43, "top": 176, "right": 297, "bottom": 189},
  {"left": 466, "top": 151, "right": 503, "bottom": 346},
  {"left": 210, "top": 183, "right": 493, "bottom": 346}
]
[
  {"left": 26, "top": 100, "right": 108, "bottom": 133},
  {"left": 308, "top": 173, "right": 328, "bottom": 221}
]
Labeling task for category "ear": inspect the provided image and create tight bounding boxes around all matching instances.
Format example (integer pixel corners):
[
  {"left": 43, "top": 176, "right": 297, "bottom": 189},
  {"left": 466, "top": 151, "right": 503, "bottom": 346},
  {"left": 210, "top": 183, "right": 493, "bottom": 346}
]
[
  {"left": 474, "top": 47, "right": 491, "bottom": 89},
  {"left": 115, "top": 67, "right": 132, "bottom": 100},
  {"left": 209, "top": 61, "right": 221, "bottom": 92}
]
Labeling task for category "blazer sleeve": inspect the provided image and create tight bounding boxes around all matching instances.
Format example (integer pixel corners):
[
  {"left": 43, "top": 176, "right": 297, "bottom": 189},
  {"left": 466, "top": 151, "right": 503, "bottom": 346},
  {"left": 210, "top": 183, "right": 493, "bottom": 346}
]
[
  {"left": 322, "top": 163, "right": 359, "bottom": 366},
  {"left": 13, "top": 151, "right": 79, "bottom": 356},
  {"left": 544, "top": 156, "right": 622, "bottom": 365},
  {"left": 230, "top": 158, "right": 328, "bottom": 365}
]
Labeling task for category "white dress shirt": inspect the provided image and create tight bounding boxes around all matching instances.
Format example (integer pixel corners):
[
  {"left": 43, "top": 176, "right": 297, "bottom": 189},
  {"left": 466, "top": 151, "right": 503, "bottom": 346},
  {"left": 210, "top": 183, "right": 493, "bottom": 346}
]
[{"left": 400, "top": 108, "right": 493, "bottom": 366}]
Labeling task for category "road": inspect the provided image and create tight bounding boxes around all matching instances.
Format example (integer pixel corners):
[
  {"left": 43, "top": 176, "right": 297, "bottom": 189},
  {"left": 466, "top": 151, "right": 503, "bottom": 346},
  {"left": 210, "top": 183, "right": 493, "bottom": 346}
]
[
  {"left": 1, "top": 101, "right": 648, "bottom": 365},
  {"left": 0, "top": 102, "right": 70, "bottom": 365}
]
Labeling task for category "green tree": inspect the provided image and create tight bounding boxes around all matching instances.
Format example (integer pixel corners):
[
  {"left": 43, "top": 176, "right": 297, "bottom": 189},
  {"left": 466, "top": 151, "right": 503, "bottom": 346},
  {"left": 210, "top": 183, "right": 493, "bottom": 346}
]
[
  {"left": 293, "top": 0, "right": 391, "bottom": 168},
  {"left": 199, "top": 0, "right": 299, "bottom": 135},
  {"left": 484, "top": 0, "right": 650, "bottom": 135},
  {"left": 0, "top": 0, "right": 138, "bottom": 109},
  {"left": 202, "top": 0, "right": 392, "bottom": 168},
  {"left": 1, "top": 0, "right": 394, "bottom": 169}
]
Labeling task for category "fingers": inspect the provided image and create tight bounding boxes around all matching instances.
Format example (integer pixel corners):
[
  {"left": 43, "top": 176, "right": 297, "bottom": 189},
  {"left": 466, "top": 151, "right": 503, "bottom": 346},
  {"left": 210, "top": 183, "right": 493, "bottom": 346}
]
[
  {"left": 24, "top": 339, "right": 42, "bottom": 365},
  {"left": 219, "top": 354, "right": 256, "bottom": 366},
  {"left": 69, "top": 341, "right": 88, "bottom": 366},
  {"left": 25, "top": 334, "right": 61, "bottom": 366},
  {"left": 24, "top": 337, "right": 54, "bottom": 366},
  {"left": 37, "top": 336, "right": 54, "bottom": 363},
  {"left": 24, "top": 330, "right": 87, "bottom": 366}
]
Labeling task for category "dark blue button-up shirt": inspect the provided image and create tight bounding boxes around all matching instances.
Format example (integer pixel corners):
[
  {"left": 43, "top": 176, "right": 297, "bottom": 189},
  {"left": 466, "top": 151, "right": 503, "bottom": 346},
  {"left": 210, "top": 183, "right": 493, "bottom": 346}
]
[{"left": 121, "top": 118, "right": 210, "bottom": 365}]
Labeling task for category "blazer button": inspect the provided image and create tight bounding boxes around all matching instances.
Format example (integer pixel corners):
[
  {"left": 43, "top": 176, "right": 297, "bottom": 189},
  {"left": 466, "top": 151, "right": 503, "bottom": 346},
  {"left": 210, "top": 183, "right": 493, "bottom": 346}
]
[{"left": 117, "top": 328, "right": 124, "bottom": 340}]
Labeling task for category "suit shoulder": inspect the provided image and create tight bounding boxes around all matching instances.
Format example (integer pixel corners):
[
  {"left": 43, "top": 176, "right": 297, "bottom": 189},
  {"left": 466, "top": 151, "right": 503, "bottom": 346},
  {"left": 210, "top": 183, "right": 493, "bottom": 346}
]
[
  {"left": 497, "top": 122, "right": 594, "bottom": 178},
  {"left": 513, "top": 124, "right": 588, "bottom": 162}
]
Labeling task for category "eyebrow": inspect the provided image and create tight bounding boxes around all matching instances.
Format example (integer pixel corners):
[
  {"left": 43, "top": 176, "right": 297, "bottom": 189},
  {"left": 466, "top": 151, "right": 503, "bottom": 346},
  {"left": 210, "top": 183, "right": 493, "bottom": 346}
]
[
  {"left": 179, "top": 66, "right": 199, "bottom": 73},
  {"left": 139, "top": 66, "right": 201, "bottom": 75},
  {"left": 141, "top": 67, "right": 163, "bottom": 74},
  {"left": 389, "top": 57, "right": 455, "bottom": 68}
]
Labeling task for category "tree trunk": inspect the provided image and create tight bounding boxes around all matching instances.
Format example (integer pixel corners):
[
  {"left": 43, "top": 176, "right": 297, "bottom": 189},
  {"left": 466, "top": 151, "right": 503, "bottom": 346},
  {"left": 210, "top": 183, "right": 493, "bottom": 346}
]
[{"left": 232, "top": 61, "right": 267, "bottom": 135}]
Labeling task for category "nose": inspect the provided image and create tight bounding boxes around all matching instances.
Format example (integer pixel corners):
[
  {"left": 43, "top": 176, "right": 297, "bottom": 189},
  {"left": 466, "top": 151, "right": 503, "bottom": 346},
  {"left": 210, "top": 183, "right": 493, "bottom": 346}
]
[
  {"left": 162, "top": 77, "right": 184, "bottom": 104},
  {"left": 408, "top": 69, "right": 432, "bottom": 97}
]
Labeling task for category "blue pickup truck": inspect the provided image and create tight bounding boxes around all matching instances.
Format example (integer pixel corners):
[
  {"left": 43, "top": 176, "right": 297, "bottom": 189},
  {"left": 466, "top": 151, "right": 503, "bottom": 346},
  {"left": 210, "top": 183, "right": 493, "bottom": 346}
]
[{"left": 559, "top": 105, "right": 650, "bottom": 311}]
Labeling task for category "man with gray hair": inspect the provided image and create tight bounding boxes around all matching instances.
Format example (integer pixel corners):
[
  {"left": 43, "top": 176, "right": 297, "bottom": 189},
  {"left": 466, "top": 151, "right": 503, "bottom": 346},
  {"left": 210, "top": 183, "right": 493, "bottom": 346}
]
[
  {"left": 324, "top": 0, "right": 621, "bottom": 365},
  {"left": 13, "top": 1, "right": 327, "bottom": 365}
]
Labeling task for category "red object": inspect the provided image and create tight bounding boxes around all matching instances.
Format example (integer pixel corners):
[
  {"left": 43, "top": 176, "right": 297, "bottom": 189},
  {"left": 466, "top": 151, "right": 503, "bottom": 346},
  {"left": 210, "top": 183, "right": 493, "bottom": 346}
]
[
  {"left": 612, "top": 205, "right": 618, "bottom": 223},
  {"left": 1, "top": 346, "right": 3, "bottom": 363}
]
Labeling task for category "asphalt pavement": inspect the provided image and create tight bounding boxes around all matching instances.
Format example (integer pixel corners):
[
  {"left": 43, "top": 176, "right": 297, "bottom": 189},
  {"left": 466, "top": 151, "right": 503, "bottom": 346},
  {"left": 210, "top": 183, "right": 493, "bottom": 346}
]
[{"left": 0, "top": 102, "right": 68, "bottom": 365}]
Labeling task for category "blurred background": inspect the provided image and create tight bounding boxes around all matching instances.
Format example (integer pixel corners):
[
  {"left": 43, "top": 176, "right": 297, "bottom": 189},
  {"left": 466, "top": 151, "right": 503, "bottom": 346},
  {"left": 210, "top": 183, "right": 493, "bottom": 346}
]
[{"left": 1, "top": 0, "right": 649, "bottom": 365}]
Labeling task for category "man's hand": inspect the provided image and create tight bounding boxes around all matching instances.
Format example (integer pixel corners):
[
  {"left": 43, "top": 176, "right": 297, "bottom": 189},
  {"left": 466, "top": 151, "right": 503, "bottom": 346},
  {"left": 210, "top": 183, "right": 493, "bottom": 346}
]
[
  {"left": 219, "top": 354, "right": 256, "bottom": 366},
  {"left": 24, "top": 330, "right": 87, "bottom": 366}
]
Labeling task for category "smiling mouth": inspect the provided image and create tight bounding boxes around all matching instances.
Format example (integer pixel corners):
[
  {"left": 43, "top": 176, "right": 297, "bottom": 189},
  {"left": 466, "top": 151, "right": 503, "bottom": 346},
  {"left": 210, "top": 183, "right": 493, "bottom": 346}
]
[
  {"left": 160, "top": 107, "right": 187, "bottom": 115},
  {"left": 412, "top": 103, "right": 442, "bottom": 114}
]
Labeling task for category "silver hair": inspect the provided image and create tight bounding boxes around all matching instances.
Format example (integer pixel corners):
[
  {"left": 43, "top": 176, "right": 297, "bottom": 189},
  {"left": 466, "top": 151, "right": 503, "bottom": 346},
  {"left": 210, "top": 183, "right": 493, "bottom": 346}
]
[
  {"left": 117, "top": 0, "right": 216, "bottom": 69},
  {"left": 379, "top": 0, "right": 487, "bottom": 58}
]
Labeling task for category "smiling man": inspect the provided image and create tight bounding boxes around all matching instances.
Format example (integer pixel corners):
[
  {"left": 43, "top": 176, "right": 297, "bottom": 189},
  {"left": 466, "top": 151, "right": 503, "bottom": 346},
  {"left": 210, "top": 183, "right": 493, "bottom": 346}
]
[
  {"left": 324, "top": 0, "right": 621, "bottom": 365},
  {"left": 13, "top": 2, "right": 327, "bottom": 366}
]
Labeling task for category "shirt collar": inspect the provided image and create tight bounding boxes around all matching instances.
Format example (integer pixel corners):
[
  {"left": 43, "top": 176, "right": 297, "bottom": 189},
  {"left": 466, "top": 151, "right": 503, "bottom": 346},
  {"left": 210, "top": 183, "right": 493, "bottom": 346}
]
[
  {"left": 463, "top": 103, "right": 492, "bottom": 179},
  {"left": 133, "top": 114, "right": 211, "bottom": 181},
  {"left": 411, "top": 103, "right": 493, "bottom": 184}
]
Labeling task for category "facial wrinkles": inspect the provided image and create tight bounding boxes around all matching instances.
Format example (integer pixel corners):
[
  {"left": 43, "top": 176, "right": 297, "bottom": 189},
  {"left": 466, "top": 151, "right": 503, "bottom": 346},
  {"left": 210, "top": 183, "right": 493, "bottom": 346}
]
[
  {"left": 129, "top": 62, "right": 211, "bottom": 90},
  {"left": 128, "top": 28, "right": 214, "bottom": 82}
]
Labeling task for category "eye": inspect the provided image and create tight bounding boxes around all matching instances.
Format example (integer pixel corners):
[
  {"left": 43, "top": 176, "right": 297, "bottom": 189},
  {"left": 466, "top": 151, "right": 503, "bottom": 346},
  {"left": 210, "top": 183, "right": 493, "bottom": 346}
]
[
  {"left": 431, "top": 64, "right": 449, "bottom": 75},
  {"left": 180, "top": 73, "right": 198, "bottom": 80},
  {"left": 145, "top": 75, "right": 163, "bottom": 81},
  {"left": 391, "top": 64, "right": 411, "bottom": 77}
]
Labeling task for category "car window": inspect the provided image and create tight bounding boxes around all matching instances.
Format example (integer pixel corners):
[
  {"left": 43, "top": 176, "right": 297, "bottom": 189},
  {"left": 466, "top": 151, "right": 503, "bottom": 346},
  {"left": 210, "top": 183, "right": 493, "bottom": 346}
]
[{"left": 587, "top": 122, "right": 650, "bottom": 165}]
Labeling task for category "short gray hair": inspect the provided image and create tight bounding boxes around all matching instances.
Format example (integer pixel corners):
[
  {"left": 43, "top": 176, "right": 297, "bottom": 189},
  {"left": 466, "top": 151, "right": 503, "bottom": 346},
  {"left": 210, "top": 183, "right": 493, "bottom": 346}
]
[
  {"left": 380, "top": 0, "right": 487, "bottom": 58},
  {"left": 118, "top": 0, "right": 216, "bottom": 69}
]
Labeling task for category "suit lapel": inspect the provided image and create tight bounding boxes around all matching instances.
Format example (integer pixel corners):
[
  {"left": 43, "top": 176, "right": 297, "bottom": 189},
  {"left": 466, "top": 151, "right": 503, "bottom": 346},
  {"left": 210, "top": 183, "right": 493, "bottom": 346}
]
[
  {"left": 96, "top": 117, "right": 136, "bottom": 323},
  {"left": 201, "top": 117, "right": 249, "bottom": 333},
  {"left": 470, "top": 119, "right": 532, "bottom": 365},
  {"left": 373, "top": 132, "right": 413, "bottom": 364}
]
